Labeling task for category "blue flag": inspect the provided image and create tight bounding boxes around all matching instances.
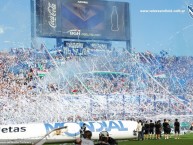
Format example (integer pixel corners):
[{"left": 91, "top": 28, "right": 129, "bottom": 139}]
[{"left": 188, "top": 5, "right": 193, "bottom": 18}]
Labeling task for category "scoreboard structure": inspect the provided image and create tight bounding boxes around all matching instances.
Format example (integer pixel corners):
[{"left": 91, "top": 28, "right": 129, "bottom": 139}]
[
  {"left": 35, "top": 0, "right": 130, "bottom": 41},
  {"left": 31, "top": 0, "right": 131, "bottom": 50}
]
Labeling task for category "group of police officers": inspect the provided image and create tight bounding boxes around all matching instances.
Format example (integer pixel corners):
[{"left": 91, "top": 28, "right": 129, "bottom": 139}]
[{"left": 136, "top": 118, "right": 180, "bottom": 141}]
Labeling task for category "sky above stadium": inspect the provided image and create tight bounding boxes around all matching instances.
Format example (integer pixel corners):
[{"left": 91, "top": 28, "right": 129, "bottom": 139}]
[{"left": 0, "top": 0, "right": 193, "bottom": 56}]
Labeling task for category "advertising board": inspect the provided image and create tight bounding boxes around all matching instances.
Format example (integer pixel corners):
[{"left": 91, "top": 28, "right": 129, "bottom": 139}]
[{"left": 36, "top": 0, "right": 130, "bottom": 41}]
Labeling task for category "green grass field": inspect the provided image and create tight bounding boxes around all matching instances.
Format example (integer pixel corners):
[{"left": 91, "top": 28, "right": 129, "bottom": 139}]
[{"left": 45, "top": 133, "right": 193, "bottom": 145}]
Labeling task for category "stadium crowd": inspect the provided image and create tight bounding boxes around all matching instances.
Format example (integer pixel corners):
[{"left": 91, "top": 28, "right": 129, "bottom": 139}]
[{"left": 0, "top": 46, "right": 193, "bottom": 124}]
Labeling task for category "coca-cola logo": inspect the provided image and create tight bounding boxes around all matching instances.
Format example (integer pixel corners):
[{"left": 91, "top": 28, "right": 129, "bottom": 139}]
[{"left": 48, "top": 2, "right": 57, "bottom": 29}]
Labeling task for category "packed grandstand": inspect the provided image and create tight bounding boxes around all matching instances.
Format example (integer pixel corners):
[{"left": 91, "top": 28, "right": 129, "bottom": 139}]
[{"left": 0, "top": 44, "right": 193, "bottom": 125}]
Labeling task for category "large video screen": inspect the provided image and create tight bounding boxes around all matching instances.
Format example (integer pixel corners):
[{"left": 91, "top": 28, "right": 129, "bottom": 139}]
[{"left": 36, "top": 0, "right": 130, "bottom": 41}]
